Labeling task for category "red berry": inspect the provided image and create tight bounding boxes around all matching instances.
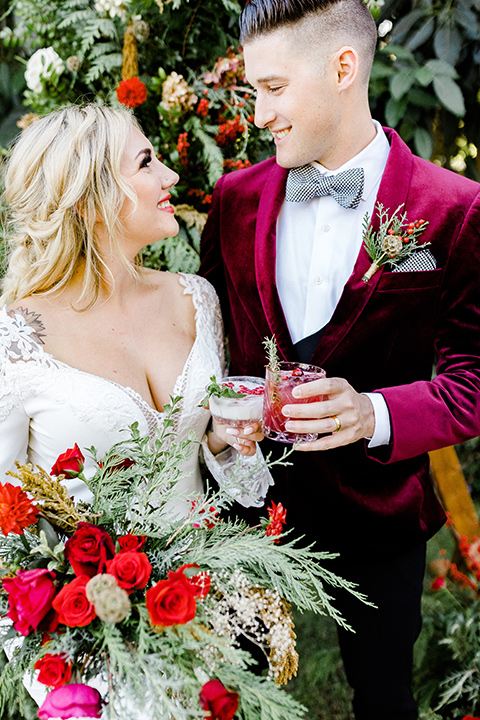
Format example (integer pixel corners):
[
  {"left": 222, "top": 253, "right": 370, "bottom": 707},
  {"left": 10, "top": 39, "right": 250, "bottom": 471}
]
[
  {"left": 402, "top": 236, "right": 410, "bottom": 243},
  {"left": 408, "top": 222, "right": 415, "bottom": 229},
  {"left": 291, "top": 368, "right": 303, "bottom": 377},
  {"left": 407, "top": 228, "right": 414, "bottom": 234},
  {"left": 387, "top": 228, "right": 395, "bottom": 235}
]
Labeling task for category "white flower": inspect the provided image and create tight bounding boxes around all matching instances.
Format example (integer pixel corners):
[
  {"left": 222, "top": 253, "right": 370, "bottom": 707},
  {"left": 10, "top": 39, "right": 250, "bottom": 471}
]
[
  {"left": 94, "top": 0, "right": 129, "bottom": 20},
  {"left": 25, "top": 47, "right": 64, "bottom": 94}
]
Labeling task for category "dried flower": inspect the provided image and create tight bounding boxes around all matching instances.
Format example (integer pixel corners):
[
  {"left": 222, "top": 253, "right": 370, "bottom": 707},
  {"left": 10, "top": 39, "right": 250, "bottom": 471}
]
[
  {"left": 0, "top": 482, "right": 39, "bottom": 535},
  {"left": 132, "top": 19, "right": 149, "bottom": 41},
  {"left": 85, "top": 573, "right": 119, "bottom": 604},
  {"left": 93, "top": 584, "right": 131, "bottom": 623},
  {"left": 66, "top": 56, "right": 82, "bottom": 73},
  {"left": 161, "top": 72, "right": 197, "bottom": 112},
  {"left": 16, "top": 112, "right": 41, "bottom": 130}
]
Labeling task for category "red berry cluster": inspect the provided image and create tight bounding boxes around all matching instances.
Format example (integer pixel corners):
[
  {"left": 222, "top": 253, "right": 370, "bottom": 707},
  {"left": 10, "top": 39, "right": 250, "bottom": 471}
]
[
  {"left": 197, "top": 98, "right": 210, "bottom": 117},
  {"left": 387, "top": 219, "right": 426, "bottom": 244},
  {"left": 187, "top": 188, "right": 212, "bottom": 205},
  {"left": 215, "top": 115, "right": 245, "bottom": 147},
  {"left": 224, "top": 158, "right": 252, "bottom": 172},
  {"left": 291, "top": 368, "right": 303, "bottom": 377},
  {"left": 222, "top": 382, "right": 264, "bottom": 396},
  {"left": 177, "top": 132, "right": 189, "bottom": 169}
]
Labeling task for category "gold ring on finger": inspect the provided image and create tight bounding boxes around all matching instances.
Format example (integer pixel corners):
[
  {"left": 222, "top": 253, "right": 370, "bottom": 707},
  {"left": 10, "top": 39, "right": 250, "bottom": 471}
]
[{"left": 331, "top": 415, "right": 341, "bottom": 433}]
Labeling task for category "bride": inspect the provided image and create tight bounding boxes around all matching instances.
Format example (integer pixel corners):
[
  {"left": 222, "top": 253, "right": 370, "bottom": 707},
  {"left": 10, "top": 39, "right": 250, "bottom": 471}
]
[{"left": 0, "top": 104, "right": 266, "bottom": 512}]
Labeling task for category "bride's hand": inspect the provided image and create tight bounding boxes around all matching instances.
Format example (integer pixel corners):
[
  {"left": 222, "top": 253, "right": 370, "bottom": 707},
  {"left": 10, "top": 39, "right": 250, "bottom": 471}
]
[{"left": 208, "top": 420, "right": 264, "bottom": 457}]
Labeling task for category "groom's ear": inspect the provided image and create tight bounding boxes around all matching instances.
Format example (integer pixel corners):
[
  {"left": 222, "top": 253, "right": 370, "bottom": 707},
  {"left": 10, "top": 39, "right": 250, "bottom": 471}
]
[{"left": 333, "top": 46, "right": 359, "bottom": 91}]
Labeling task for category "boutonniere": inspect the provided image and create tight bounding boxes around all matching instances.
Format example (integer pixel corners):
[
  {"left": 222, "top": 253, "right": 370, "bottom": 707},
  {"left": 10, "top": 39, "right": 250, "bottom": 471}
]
[{"left": 362, "top": 203, "right": 429, "bottom": 282}]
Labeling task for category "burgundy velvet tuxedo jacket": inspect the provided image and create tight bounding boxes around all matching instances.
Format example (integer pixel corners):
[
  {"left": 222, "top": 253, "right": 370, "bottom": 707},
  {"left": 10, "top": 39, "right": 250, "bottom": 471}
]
[{"left": 200, "top": 128, "right": 480, "bottom": 557}]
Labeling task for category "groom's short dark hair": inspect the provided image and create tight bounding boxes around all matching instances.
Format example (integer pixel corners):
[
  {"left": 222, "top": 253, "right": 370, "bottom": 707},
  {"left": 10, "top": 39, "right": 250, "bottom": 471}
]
[{"left": 239, "top": 0, "right": 377, "bottom": 84}]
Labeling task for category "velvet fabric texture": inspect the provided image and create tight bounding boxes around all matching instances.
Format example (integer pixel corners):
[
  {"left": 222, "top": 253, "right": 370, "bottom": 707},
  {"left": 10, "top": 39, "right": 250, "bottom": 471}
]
[{"left": 200, "top": 127, "right": 480, "bottom": 558}]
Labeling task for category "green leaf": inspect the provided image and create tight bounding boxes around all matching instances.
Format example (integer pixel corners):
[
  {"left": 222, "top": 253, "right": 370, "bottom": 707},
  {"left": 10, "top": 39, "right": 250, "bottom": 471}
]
[
  {"left": 434, "top": 22, "right": 463, "bottom": 66},
  {"left": 390, "top": 69, "right": 415, "bottom": 100},
  {"left": 385, "top": 96, "right": 408, "bottom": 128},
  {"left": 415, "top": 65, "right": 434, "bottom": 87},
  {"left": 36, "top": 517, "right": 59, "bottom": 550},
  {"left": 390, "top": 9, "right": 428, "bottom": 43},
  {"left": 405, "top": 17, "right": 436, "bottom": 51},
  {"left": 425, "top": 59, "right": 459, "bottom": 79},
  {"left": 433, "top": 75, "right": 466, "bottom": 116},
  {"left": 414, "top": 127, "right": 434, "bottom": 160},
  {"left": 380, "top": 43, "right": 416, "bottom": 62}
]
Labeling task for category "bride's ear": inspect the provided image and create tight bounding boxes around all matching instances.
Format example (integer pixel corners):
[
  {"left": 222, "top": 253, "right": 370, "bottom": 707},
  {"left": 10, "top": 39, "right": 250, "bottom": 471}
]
[{"left": 74, "top": 200, "right": 103, "bottom": 225}]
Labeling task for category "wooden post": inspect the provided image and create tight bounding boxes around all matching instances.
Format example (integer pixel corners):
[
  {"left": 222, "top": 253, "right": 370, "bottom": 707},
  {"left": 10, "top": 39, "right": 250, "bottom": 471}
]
[{"left": 429, "top": 446, "right": 480, "bottom": 540}]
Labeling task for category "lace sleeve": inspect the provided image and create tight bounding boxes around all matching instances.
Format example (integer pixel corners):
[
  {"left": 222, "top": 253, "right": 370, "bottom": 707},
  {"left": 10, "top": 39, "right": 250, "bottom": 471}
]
[
  {"left": 179, "top": 274, "right": 226, "bottom": 377},
  {"left": 201, "top": 440, "right": 273, "bottom": 508},
  {"left": 0, "top": 398, "right": 29, "bottom": 484}
]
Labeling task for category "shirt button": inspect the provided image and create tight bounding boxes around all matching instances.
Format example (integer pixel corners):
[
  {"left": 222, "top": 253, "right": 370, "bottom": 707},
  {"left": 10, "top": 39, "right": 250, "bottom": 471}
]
[
  {"left": 314, "top": 276, "right": 323, "bottom": 285},
  {"left": 321, "top": 224, "right": 331, "bottom": 232}
]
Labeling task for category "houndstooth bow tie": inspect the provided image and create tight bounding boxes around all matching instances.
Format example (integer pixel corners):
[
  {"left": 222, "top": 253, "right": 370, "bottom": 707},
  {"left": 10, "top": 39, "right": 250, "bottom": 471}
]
[{"left": 285, "top": 164, "right": 365, "bottom": 209}]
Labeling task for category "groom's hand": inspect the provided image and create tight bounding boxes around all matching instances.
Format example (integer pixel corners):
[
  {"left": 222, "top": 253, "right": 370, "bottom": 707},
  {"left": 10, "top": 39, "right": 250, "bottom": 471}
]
[{"left": 281, "top": 377, "right": 375, "bottom": 451}]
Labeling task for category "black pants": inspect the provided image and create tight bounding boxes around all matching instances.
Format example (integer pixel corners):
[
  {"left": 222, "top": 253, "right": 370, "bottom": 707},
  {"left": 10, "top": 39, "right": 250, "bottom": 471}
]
[{"left": 328, "top": 543, "right": 426, "bottom": 720}]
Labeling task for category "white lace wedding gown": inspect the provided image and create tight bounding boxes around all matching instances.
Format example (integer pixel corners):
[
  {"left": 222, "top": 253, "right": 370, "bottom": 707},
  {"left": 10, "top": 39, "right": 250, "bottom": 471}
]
[
  {"left": 0, "top": 272, "right": 271, "bottom": 717},
  {"left": 0, "top": 273, "right": 269, "bottom": 510}
]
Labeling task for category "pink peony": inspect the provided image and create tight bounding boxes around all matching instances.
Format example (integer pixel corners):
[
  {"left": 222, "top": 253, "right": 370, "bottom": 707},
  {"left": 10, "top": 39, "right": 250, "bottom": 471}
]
[
  {"left": 38, "top": 684, "right": 102, "bottom": 719},
  {"left": 2, "top": 568, "right": 56, "bottom": 636}
]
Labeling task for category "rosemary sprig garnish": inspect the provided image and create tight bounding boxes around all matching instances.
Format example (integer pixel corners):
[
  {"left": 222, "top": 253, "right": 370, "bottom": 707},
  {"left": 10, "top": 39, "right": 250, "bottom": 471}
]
[{"left": 263, "top": 336, "right": 280, "bottom": 374}]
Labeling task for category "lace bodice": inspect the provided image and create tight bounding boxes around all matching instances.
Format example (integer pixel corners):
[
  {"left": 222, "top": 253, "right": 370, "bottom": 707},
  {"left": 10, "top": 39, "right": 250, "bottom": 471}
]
[{"left": 0, "top": 274, "right": 225, "bottom": 507}]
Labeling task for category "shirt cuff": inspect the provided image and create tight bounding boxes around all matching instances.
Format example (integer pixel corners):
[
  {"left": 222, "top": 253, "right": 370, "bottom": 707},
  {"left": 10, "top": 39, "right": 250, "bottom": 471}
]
[{"left": 362, "top": 392, "right": 391, "bottom": 448}]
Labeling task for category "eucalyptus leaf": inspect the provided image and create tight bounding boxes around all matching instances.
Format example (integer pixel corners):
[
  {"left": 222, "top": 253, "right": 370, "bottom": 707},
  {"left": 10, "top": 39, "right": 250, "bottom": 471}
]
[
  {"left": 405, "top": 17, "right": 436, "bottom": 51},
  {"left": 434, "top": 23, "right": 463, "bottom": 66},
  {"left": 37, "top": 516, "right": 59, "bottom": 550},
  {"left": 414, "top": 127, "right": 434, "bottom": 160},
  {"left": 385, "top": 95, "right": 408, "bottom": 128},
  {"left": 390, "top": 69, "right": 415, "bottom": 100},
  {"left": 433, "top": 75, "right": 466, "bottom": 116},
  {"left": 390, "top": 9, "right": 428, "bottom": 43},
  {"left": 425, "top": 59, "right": 459, "bottom": 79},
  {"left": 415, "top": 65, "right": 434, "bottom": 87}
]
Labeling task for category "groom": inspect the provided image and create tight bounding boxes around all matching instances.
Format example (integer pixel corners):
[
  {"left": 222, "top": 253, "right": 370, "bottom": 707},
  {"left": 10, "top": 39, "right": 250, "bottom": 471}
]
[{"left": 200, "top": 0, "right": 480, "bottom": 717}]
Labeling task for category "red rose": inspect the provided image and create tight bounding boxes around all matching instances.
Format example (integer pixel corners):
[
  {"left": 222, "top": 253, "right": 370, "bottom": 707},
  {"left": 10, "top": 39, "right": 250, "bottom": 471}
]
[
  {"left": 118, "top": 533, "right": 146, "bottom": 553},
  {"left": 199, "top": 679, "right": 239, "bottom": 720},
  {"left": 35, "top": 654, "right": 72, "bottom": 689},
  {"left": 64, "top": 522, "right": 115, "bottom": 578},
  {"left": 146, "top": 568, "right": 197, "bottom": 628},
  {"left": 106, "top": 551, "right": 152, "bottom": 594},
  {"left": 0, "top": 482, "right": 39, "bottom": 535},
  {"left": 116, "top": 77, "right": 148, "bottom": 108},
  {"left": 51, "top": 444, "right": 85, "bottom": 478},
  {"left": 3, "top": 568, "right": 56, "bottom": 636},
  {"left": 38, "top": 684, "right": 102, "bottom": 719},
  {"left": 52, "top": 575, "right": 96, "bottom": 627}
]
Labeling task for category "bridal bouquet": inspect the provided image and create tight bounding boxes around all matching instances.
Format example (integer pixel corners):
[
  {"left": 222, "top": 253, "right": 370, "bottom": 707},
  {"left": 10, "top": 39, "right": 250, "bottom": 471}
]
[{"left": 0, "top": 398, "right": 366, "bottom": 720}]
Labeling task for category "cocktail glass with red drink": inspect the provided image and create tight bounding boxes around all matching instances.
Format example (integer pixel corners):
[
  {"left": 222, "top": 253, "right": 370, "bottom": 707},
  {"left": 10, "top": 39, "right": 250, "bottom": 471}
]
[
  {"left": 262, "top": 362, "right": 326, "bottom": 443},
  {"left": 208, "top": 376, "right": 265, "bottom": 429}
]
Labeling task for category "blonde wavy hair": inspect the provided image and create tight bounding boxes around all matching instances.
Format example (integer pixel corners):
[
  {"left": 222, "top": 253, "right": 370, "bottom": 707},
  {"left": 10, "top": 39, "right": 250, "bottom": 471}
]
[{"left": 0, "top": 104, "right": 141, "bottom": 308}]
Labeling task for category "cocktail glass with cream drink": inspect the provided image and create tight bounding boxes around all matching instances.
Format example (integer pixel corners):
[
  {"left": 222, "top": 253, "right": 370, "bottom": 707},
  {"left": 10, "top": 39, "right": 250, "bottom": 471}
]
[
  {"left": 262, "top": 362, "right": 326, "bottom": 443},
  {"left": 208, "top": 376, "right": 265, "bottom": 429}
]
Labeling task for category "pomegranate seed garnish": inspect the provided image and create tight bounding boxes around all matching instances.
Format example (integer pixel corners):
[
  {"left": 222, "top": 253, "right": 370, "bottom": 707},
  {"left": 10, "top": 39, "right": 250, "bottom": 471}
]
[{"left": 291, "top": 368, "right": 303, "bottom": 377}]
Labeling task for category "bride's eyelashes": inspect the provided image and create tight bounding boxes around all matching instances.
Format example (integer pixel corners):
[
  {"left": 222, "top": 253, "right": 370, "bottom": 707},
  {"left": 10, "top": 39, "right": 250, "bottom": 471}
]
[{"left": 139, "top": 151, "right": 152, "bottom": 169}]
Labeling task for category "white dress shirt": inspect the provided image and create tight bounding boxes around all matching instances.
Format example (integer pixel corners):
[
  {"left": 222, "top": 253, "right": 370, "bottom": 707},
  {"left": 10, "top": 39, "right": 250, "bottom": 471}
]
[{"left": 276, "top": 120, "right": 391, "bottom": 446}]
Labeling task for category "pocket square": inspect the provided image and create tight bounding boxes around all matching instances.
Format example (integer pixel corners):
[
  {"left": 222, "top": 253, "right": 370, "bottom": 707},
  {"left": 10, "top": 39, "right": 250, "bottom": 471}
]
[{"left": 392, "top": 248, "right": 437, "bottom": 272}]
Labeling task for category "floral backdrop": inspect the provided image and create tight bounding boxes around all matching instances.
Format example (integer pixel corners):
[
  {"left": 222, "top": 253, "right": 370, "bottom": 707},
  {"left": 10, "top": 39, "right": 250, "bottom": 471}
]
[{"left": 1, "top": 0, "right": 479, "bottom": 272}]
